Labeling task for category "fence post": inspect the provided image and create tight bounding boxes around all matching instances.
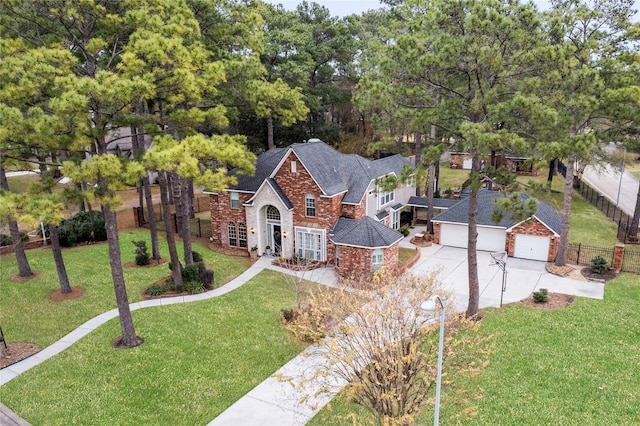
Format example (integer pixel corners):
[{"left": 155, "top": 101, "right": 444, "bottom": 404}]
[
  {"left": 577, "top": 243, "right": 581, "bottom": 265},
  {"left": 612, "top": 244, "right": 624, "bottom": 271},
  {"left": 197, "top": 218, "right": 202, "bottom": 238}
]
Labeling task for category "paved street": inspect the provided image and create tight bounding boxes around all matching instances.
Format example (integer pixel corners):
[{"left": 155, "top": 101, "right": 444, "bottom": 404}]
[{"left": 582, "top": 164, "right": 638, "bottom": 217}]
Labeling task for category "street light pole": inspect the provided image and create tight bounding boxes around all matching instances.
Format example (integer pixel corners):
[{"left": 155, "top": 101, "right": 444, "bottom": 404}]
[
  {"left": 617, "top": 146, "right": 626, "bottom": 206},
  {"left": 421, "top": 296, "right": 446, "bottom": 426}
]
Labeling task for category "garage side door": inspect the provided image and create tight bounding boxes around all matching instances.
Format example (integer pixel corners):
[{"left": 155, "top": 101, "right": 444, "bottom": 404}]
[
  {"left": 514, "top": 234, "right": 551, "bottom": 261},
  {"left": 439, "top": 223, "right": 469, "bottom": 248},
  {"left": 477, "top": 227, "right": 507, "bottom": 252}
]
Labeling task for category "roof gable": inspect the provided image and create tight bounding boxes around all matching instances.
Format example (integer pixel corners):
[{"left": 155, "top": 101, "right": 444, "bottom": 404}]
[{"left": 432, "top": 189, "right": 561, "bottom": 232}]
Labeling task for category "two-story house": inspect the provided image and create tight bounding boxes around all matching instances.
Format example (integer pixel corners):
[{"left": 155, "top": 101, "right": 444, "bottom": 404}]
[{"left": 207, "top": 139, "right": 415, "bottom": 277}]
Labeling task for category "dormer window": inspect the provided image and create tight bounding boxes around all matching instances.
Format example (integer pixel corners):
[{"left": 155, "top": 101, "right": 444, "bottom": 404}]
[{"left": 305, "top": 194, "right": 316, "bottom": 217}]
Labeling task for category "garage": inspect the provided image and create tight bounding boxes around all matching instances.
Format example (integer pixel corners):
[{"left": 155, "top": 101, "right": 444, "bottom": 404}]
[
  {"left": 513, "top": 234, "right": 550, "bottom": 261},
  {"left": 440, "top": 223, "right": 506, "bottom": 252}
]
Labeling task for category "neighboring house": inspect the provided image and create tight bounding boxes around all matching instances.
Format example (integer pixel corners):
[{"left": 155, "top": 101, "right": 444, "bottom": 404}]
[
  {"left": 449, "top": 152, "right": 539, "bottom": 176},
  {"left": 432, "top": 189, "right": 561, "bottom": 261},
  {"left": 106, "top": 127, "right": 152, "bottom": 157},
  {"left": 207, "top": 139, "right": 415, "bottom": 277}
]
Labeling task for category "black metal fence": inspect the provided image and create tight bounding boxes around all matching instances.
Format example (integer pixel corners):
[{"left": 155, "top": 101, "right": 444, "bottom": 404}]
[
  {"left": 622, "top": 250, "right": 640, "bottom": 274},
  {"left": 567, "top": 243, "right": 614, "bottom": 266}
]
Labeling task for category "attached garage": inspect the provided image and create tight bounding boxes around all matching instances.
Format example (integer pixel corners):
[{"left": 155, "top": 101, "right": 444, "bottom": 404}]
[
  {"left": 433, "top": 190, "right": 562, "bottom": 261},
  {"left": 513, "top": 234, "right": 551, "bottom": 261},
  {"left": 439, "top": 223, "right": 506, "bottom": 252}
]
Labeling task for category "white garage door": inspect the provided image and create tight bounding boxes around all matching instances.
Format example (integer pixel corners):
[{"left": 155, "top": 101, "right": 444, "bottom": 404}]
[
  {"left": 514, "top": 234, "right": 550, "bottom": 261},
  {"left": 440, "top": 224, "right": 506, "bottom": 252}
]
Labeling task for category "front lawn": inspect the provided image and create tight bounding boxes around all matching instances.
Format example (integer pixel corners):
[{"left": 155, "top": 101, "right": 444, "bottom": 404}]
[
  {"left": 310, "top": 273, "right": 640, "bottom": 425},
  {"left": 0, "top": 270, "right": 306, "bottom": 425},
  {"left": 0, "top": 229, "right": 250, "bottom": 347}
]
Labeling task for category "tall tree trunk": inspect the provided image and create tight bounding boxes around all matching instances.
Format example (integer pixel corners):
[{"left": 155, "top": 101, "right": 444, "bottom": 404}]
[
  {"left": 466, "top": 156, "right": 480, "bottom": 318},
  {"left": 143, "top": 174, "right": 161, "bottom": 261},
  {"left": 267, "top": 114, "right": 275, "bottom": 150},
  {"left": 49, "top": 224, "right": 72, "bottom": 294},
  {"left": 426, "top": 124, "right": 437, "bottom": 234},
  {"left": 415, "top": 131, "right": 422, "bottom": 165},
  {"left": 629, "top": 181, "right": 640, "bottom": 237},
  {"left": 159, "top": 171, "right": 183, "bottom": 285},
  {"left": 547, "top": 158, "right": 557, "bottom": 184},
  {"left": 555, "top": 154, "right": 575, "bottom": 267},
  {"left": 101, "top": 203, "right": 143, "bottom": 348},
  {"left": 171, "top": 173, "right": 193, "bottom": 265},
  {"left": 0, "top": 163, "right": 32, "bottom": 277},
  {"left": 9, "top": 219, "right": 32, "bottom": 277}
]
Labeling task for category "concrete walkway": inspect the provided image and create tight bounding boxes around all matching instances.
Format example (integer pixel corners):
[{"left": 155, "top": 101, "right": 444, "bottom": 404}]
[
  {"left": 0, "top": 256, "right": 273, "bottom": 386},
  {"left": 0, "top": 241, "right": 605, "bottom": 425}
]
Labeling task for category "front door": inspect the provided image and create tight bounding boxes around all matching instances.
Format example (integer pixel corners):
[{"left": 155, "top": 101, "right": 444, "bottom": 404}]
[{"left": 268, "top": 224, "right": 282, "bottom": 256}]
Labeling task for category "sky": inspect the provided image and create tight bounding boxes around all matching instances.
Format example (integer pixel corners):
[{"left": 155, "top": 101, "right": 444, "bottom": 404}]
[{"left": 265, "top": 0, "right": 554, "bottom": 17}]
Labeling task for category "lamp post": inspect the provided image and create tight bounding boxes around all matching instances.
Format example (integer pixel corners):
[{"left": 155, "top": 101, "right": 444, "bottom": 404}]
[
  {"left": 616, "top": 146, "right": 626, "bottom": 206},
  {"left": 421, "top": 296, "right": 445, "bottom": 426}
]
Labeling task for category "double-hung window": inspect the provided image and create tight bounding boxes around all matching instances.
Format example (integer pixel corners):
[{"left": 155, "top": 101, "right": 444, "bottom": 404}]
[
  {"left": 238, "top": 223, "right": 247, "bottom": 248},
  {"left": 295, "top": 227, "right": 325, "bottom": 261},
  {"left": 378, "top": 189, "right": 394, "bottom": 208},
  {"left": 305, "top": 194, "right": 316, "bottom": 217},
  {"left": 372, "top": 249, "right": 384, "bottom": 272},
  {"left": 230, "top": 191, "right": 240, "bottom": 209}
]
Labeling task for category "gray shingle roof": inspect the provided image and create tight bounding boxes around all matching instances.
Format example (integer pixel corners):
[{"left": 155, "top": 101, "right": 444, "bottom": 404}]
[
  {"left": 229, "top": 140, "right": 411, "bottom": 204},
  {"left": 432, "top": 189, "right": 561, "bottom": 234},
  {"left": 407, "top": 196, "right": 460, "bottom": 209},
  {"left": 266, "top": 178, "right": 293, "bottom": 210},
  {"left": 331, "top": 216, "right": 403, "bottom": 248}
]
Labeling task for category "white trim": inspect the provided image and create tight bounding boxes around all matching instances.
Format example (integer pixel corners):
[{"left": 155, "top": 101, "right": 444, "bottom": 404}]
[
  {"left": 294, "top": 226, "right": 326, "bottom": 261},
  {"left": 330, "top": 240, "right": 400, "bottom": 250},
  {"left": 245, "top": 179, "right": 293, "bottom": 211},
  {"left": 433, "top": 220, "right": 506, "bottom": 230}
]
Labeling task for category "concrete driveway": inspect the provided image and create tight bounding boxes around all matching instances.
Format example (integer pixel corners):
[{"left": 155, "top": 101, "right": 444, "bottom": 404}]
[{"left": 408, "top": 245, "right": 605, "bottom": 312}]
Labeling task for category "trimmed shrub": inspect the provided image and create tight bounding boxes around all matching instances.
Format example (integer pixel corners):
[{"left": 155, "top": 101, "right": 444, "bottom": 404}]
[
  {"left": 533, "top": 288, "right": 548, "bottom": 303},
  {"left": 182, "top": 262, "right": 205, "bottom": 283},
  {"left": 591, "top": 256, "right": 609, "bottom": 274},
  {"left": 192, "top": 251, "right": 203, "bottom": 263},
  {"left": 399, "top": 225, "right": 410, "bottom": 237},
  {"left": 201, "top": 268, "right": 214, "bottom": 290},
  {"left": 41, "top": 211, "right": 107, "bottom": 247},
  {"left": 145, "top": 284, "right": 164, "bottom": 297},
  {"left": 133, "top": 240, "right": 150, "bottom": 266},
  {"left": 0, "top": 232, "right": 29, "bottom": 246}
]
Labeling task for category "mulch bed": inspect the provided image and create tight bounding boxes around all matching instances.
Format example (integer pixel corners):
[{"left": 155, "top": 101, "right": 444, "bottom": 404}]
[
  {"left": 0, "top": 343, "right": 42, "bottom": 369},
  {"left": 580, "top": 267, "right": 619, "bottom": 282},
  {"left": 49, "top": 287, "right": 86, "bottom": 302},
  {"left": 10, "top": 271, "right": 40, "bottom": 282},
  {"left": 520, "top": 292, "right": 575, "bottom": 310},
  {"left": 124, "top": 258, "right": 167, "bottom": 268}
]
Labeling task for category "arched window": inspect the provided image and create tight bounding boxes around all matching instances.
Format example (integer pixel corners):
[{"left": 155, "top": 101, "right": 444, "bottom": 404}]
[
  {"left": 305, "top": 194, "right": 316, "bottom": 217},
  {"left": 266, "top": 205, "right": 280, "bottom": 221},
  {"left": 238, "top": 223, "right": 247, "bottom": 248},
  {"left": 372, "top": 249, "right": 384, "bottom": 272},
  {"left": 228, "top": 222, "right": 237, "bottom": 247}
]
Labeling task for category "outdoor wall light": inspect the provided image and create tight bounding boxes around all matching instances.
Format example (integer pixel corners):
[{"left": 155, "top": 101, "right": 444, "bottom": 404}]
[
  {"left": 282, "top": 231, "right": 288, "bottom": 238},
  {"left": 250, "top": 228, "right": 256, "bottom": 234}
]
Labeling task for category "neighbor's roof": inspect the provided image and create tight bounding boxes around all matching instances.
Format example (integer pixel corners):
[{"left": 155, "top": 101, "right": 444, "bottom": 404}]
[
  {"left": 432, "top": 189, "right": 562, "bottom": 234},
  {"left": 330, "top": 216, "right": 403, "bottom": 249},
  {"left": 407, "top": 196, "right": 460, "bottom": 209},
  {"left": 228, "top": 140, "right": 410, "bottom": 204}
]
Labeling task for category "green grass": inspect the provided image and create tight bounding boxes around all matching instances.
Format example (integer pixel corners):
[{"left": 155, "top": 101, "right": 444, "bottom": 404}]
[
  {"left": 0, "top": 270, "right": 306, "bottom": 425},
  {"left": 438, "top": 162, "right": 469, "bottom": 191},
  {"left": 625, "top": 157, "right": 640, "bottom": 180},
  {"left": 310, "top": 273, "right": 640, "bottom": 425},
  {"left": 398, "top": 247, "right": 417, "bottom": 268},
  {"left": 0, "top": 229, "right": 250, "bottom": 346},
  {"left": 6, "top": 173, "right": 42, "bottom": 193}
]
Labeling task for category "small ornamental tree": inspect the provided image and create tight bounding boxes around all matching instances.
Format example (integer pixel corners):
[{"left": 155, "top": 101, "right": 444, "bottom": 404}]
[
  {"left": 281, "top": 270, "right": 488, "bottom": 425},
  {"left": 132, "top": 240, "right": 150, "bottom": 266}
]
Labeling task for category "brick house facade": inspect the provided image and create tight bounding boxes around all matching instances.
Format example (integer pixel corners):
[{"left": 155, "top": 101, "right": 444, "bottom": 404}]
[{"left": 207, "top": 140, "right": 415, "bottom": 277}]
